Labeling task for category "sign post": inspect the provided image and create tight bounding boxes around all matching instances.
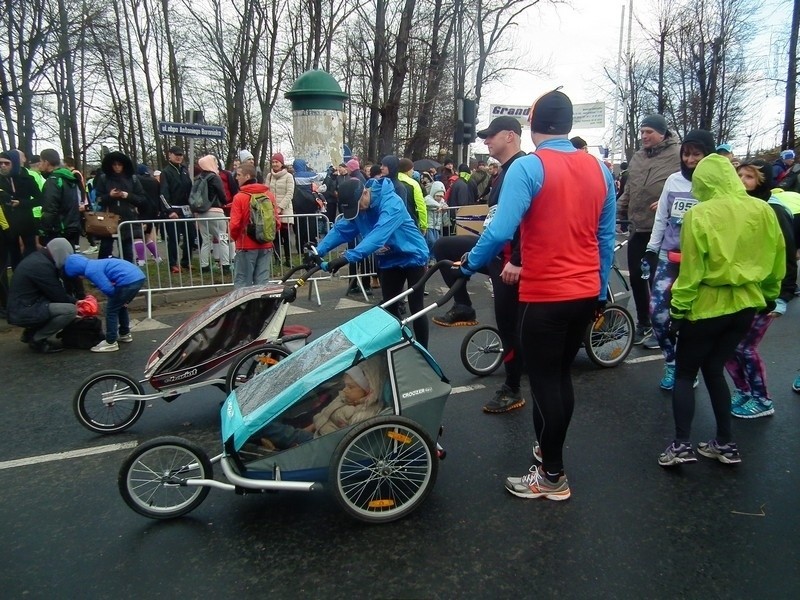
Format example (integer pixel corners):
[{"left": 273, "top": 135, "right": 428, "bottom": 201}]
[{"left": 158, "top": 120, "right": 226, "bottom": 179}]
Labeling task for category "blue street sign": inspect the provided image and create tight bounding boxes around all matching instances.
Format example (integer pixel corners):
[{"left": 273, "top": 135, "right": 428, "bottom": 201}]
[{"left": 158, "top": 121, "right": 226, "bottom": 139}]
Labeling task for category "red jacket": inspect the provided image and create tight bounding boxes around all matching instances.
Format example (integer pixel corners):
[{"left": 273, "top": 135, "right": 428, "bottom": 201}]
[{"left": 229, "top": 182, "right": 280, "bottom": 250}]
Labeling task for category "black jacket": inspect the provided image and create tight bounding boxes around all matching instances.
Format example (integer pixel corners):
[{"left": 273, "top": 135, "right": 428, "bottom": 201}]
[
  {"left": 95, "top": 152, "right": 147, "bottom": 239},
  {"left": 160, "top": 161, "right": 192, "bottom": 207},
  {"left": 137, "top": 173, "right": 161, "bottom": 219},
  {"left": 7, "top": 248, "right": 79, "bottom": 326},
  {"left": 40, "top": 168, "right": 81, "bottom": 237},
  {"left": 0, "top": 166, "right": 41, "bottom": 236}
]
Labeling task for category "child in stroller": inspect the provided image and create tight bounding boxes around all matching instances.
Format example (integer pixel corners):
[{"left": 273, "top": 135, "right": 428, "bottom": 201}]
[{"left": 255, "top": 358, "right": 386, "bottom": 450}]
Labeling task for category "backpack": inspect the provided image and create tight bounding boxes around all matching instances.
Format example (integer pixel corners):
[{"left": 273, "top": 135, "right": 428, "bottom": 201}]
[
  {"left": 189, "top": 175, "right": 211, "bottom": 212},
  {"left": 57, "top": 317, "right": 105, "bottom": 349},
  {"left": 246, "top": 192, "right": 276, "bottom": 243}
]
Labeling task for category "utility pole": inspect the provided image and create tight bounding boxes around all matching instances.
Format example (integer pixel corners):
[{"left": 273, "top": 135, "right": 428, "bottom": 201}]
[{"left": 610, "top": 3, "right": 626, "bottom": 163}]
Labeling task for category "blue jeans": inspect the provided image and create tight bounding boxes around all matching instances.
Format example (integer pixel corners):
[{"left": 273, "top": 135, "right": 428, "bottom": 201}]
[
  {"left": 234, "top": 248, "right": 273, "bottom": 287},
  {"left": 106, "top": 282, "right": 144, "bottom": 343}
]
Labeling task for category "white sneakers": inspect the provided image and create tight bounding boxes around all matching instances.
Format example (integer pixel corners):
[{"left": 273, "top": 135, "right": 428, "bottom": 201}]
[
  {"left": 118, "top": 333, "right": 133, "bottom": 343},
  {"left": 91, "top": 340, "right": 119, "bottom": 352}
]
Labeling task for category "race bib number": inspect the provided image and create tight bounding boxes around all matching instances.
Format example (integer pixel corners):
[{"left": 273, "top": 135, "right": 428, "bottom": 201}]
[{"left": 669, "top": 196, "right": 696, "bottom": 219}]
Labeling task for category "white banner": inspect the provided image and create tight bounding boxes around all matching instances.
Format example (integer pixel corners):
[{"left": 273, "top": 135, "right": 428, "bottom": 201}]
[{"left": 487, "top": 102, "right": 605, "bottom": 129}]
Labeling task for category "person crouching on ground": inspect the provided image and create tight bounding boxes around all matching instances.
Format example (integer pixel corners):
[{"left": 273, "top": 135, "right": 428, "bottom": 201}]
[
  {"left": 7, "top": 238, "right": 82, "bottom": 353},
  {"left": 311, "top": 177, "right": 431, "bottom": 347},
  {"left": 229, "top": 163, "right": 280, "bottom": 287},
  {"left": 64, "top": 254, "right": 145, "bottom": 352}
]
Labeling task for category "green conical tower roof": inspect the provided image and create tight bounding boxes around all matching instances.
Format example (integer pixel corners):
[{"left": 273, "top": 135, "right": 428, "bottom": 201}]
[{"left": 285, "top": 70, "right": 347, "bottom": 111}]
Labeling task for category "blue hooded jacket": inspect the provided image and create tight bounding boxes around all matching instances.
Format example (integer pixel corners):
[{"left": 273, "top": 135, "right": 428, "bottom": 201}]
[
  {"left": 315, "top": 177, "right": 428, "bottom": 268},
  {"left": 64, "top": 254, "right": 145, "bottom": 296}
]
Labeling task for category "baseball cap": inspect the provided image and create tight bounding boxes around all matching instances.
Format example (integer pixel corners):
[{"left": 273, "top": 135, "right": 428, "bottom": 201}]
[
  {"left": 337, "top": 177, "right": 364, "bottom": 220},
  {"left": 716, "top": 143, "right": 732, "bottom": 153},
  {"left": 477, "top": 116, "right": 522, "bottom": 139},
  {"left": 169, "top": 146, "right": 184, "bottom": 155}
]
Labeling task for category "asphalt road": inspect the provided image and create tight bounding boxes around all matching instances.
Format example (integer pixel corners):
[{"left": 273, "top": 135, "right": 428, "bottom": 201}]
[{"left": 1, "top": 273, "right": 798, "bottom": 599}]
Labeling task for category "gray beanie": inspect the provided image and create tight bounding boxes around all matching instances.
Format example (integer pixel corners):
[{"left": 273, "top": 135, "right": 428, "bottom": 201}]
[
  {"left": 46, "top": 238, "right": 74, "bottom": 268},
  {"left": 640, "top": 114, "right": 668, "bottom": 136}
]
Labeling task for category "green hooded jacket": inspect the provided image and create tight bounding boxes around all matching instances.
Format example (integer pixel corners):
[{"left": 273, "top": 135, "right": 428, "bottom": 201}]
[{"left": 670, "top": 154, "right": 785, "bottom": 321}]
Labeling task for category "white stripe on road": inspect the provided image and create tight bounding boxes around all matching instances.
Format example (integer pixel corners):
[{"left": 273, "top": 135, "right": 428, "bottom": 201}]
[
  {"left": 625, "top": 354, "right": 664, "bottom": 364},
  {"left": 0, "top": 441, "right": 138, "bottom": 471},
  {"left": 451, "top": 384, "right": 486, "bottom": 394},
  {"left": 1, "top": 385, "right": 487, "bottom": 471}
]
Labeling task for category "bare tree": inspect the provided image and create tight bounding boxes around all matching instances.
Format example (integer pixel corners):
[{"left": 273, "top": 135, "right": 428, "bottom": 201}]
[{"left": 782, "top": 0, "right": 799, "bottom": 149}]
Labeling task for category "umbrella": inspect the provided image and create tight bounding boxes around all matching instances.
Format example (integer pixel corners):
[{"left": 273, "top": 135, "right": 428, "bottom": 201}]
[{"left": 413, "top": 158, "right": 442, "bottom": 171}]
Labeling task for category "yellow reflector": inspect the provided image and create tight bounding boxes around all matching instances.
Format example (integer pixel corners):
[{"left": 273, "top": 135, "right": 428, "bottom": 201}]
[
  {"left": 593, "top": 316, "right": 605, "bottom": 329},
  {"left": 610, "top": 348, "right": 622, "bottom": 359},
  {"left": 368, "top": 499, "right": 395, "bottom": 508},
  {"left": 257, "top": 357, "right": 278, "bottom": 366},
  {"left": 387, "top": 431, "right": 412, "bottom": 444}
]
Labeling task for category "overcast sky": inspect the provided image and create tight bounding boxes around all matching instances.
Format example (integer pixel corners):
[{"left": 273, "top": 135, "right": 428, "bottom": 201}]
[{"left": 477, "top": 0, "right": 789, "bottom": 158}]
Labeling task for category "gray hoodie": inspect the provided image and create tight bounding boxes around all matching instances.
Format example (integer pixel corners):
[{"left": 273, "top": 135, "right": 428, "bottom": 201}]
[{"left": 47, "top": 238, "right": 74, "bottom": 268}]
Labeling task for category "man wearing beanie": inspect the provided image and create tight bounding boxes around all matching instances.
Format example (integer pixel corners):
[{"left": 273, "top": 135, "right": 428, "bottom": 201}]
[
  {"left": 617, "top": 113, "right": 680, "bottom": 345},
  {"left": 458, "top": 89, "right": 617, "bottom": 500}
]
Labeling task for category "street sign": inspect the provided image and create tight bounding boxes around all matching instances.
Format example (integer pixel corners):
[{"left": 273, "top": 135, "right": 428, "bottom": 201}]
[
  {"left": 158, "top": 121, "right": 226, "bottom": 139},
  {"left": 488, "top": 102, "right": 606, "bottom": 129}
]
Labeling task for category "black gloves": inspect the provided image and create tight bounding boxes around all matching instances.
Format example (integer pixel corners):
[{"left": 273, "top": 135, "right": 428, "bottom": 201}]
[
  {"left": 322, "top": 256, "right": 349, "bottom": 274},
  {"left": 303, "top": 242, "right": 323, "bottom": 268}
]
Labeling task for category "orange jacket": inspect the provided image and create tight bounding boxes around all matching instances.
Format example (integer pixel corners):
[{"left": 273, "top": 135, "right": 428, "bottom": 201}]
[{"left": 229, "top": 182, "right": 279, "bottom": 250}]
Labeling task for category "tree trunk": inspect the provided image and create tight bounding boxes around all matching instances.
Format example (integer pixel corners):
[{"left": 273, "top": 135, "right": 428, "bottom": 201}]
[{"left": 783, "top": 0, "right": 800, "bottom": 150}]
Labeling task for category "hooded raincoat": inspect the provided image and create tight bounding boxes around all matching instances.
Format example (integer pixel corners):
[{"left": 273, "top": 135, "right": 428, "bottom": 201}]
[
  {"left": 670, "top": 154, "right": 785, "bottom": 322},
  {"left": 315, "top": 177, "right": 429, "bottom": 269}
]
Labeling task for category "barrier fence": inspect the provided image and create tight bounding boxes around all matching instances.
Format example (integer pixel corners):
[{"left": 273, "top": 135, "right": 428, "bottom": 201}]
[{"left": 107, "top": 204, "right": 489, "bottom": 317}]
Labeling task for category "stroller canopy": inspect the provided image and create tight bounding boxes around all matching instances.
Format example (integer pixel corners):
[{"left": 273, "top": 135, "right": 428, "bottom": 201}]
[{"left": 222, "top": 307, "right": 414, "bottom": 451}]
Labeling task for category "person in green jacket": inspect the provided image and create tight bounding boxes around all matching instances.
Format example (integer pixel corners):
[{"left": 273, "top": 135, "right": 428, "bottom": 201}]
[{"left": 659, "top": 153, "right": 785, "bottom": 468}]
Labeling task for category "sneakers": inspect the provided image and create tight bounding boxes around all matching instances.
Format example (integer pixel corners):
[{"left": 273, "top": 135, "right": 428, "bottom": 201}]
[
  {"left": 504, "top": 465, "right": 571, "bottom": 501},
  {"left": 658, "top": 441, "right": 697, "bottom": 467},
  {"left": 483, "top": 385, "right": 525, "bottom": 413},
  {"left": 697, "top": 439, "right": 741, "bottom": 464},
  {"left": 432, "top": 305, "right": 478, "bottom": 327},
  {"left": 730, "top": 389, "right": 750, "bottom": 409},
  {"left": 793, "top": 374, "right": 800, "bottom": 393},
  {"left": 731, "top": 397, "right": 774, "bottom": 419},
  {"left": 117, "top": 333, "right": 133, "bottom": 343},
  {"left": 660, "top": 364, "right": 676, "bottom": 390},
  {"left": 642, "top": 332, "right": 660, "bottom": 349},
  {"left": 82, "top": 245, "right": 99, "bottom": 254},
  {"left": 137, "top": 260, "right": 146, "bottom": 267},
  {"left": 170, "top": 265, "right": 181, "bottom": 274},
  {"left": 91, "top": 340, "right": 119, "bottom": 353},
  {"left": 633, "top": 325, "right": 652, "bottom": 345}
]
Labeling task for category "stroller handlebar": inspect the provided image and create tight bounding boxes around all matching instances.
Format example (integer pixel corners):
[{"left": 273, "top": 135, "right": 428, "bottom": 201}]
[{"left": 381, "top": 260, "right": 467, "bottom": 323}]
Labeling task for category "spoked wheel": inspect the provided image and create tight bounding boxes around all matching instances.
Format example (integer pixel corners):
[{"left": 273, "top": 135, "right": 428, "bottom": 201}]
[
  {"left": 330, "top": 416, "right": 438, "bottom": 524},
  {"left": 584, "top": 304, "right": 635, "bottom": 368},
  {"left": 119, "top": 436, "right": 213, "bottom": 520},
  {"left": 460, "top": 326, "right": 504, "bottom": 376},
  {"left": 73, "top": 370, "right": 146, "bottom": 434},
  {"left": 225, "top": 344, "right": 291, "bottom": 392}
]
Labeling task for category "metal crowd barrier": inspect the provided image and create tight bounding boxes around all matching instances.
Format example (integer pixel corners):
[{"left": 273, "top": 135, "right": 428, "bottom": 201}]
[{"left": 114, "top": 213, "right": 332, "bottom": 318}]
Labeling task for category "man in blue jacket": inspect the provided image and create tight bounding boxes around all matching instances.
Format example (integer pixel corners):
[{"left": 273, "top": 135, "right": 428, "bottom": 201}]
[{"left": 312, "top": 177, "right": 430, "bottom": 347}]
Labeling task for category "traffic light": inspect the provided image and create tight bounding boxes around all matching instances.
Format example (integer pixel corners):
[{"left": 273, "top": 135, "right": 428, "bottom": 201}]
[{"left": 461, "top": 99, "right": 477, "bottom": 144}]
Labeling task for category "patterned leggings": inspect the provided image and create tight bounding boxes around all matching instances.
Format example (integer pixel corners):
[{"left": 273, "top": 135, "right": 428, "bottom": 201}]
[
  {"left": 649, "top": 259, "right": 679, "bottom": 363},
  {"left": 724, "top": 313, "right": 773, "bottom": 400}
]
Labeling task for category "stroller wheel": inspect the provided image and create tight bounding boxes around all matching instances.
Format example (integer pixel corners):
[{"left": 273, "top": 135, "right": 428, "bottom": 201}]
[
  {"left": 460, "top": 326, "right": 503, "bottom": 376},
  {"left": 330, "top": 416, "right": 438, "bottom": 524},
  {"left": 225, "top": 344, "right": 291, "bottom": 392},
  {"left": 584, "top": 304, "right": 634, "bottom": 368},
  {"left": 73, "top": 370, "right": 146, "bottom": 434},
  {"left": 119, "top": 436, "right": 212, "bottom": 519}
]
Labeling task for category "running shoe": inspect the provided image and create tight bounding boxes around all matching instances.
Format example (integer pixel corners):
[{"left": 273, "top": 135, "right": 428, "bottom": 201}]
[
  {"left": 731, "top": 397, "right": 774, "bottom": 419},
  {"left": 504, "top": 465, "right": 571, "bottom": 501},
  {"left": 531, "top": 442, "right": 542, "bottom": 463},
  {"left": 697, "top": 439, "right": 741, "bottom": 464},
  {"left": 91, "top": 340, "right": 119, "bottom": 353},
  {"left": 658, "top": 441, "right": 697, "bottom": 467},
  {"left": 660, "top": 364, "right": 676, "bottom": 390},
  {"left": 793, "top": 374, "right": 800, "bottom": 393},
  {"left": 483, "top": 385, "right": 525, "bottom": 413},
  {"left": 730, "top": 389, "right": 750, "bottom": 409},
  {"left": 633, "top": 325, "right": 652, "bottom": 345},
  {"left": 642, "top": 332, "right": 661, "bottom": 349},
  {"left": 118, "top": 333, "right": 133, "bottom": 343},
  {"left": 432, "top": 305, "right": 478, "bottom": 327}
]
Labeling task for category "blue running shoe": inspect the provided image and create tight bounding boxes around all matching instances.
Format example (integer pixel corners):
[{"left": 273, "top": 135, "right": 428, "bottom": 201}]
[
  {"left": 660, "top": 364, "right": 676, "bottom": 390},
  {"left": 732, "top": 397, "right": 774, "bottom": 419},
  {"left": 793, "top": 374, "right": 800, "bottom": 394},
  {"left": 730, "top": 389, "right": 750, "bottom": 409}
]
